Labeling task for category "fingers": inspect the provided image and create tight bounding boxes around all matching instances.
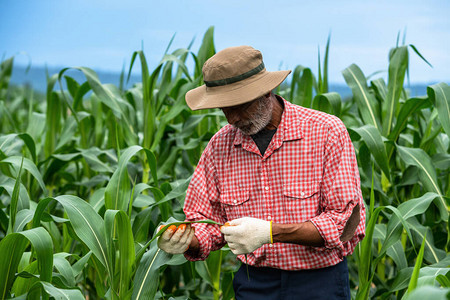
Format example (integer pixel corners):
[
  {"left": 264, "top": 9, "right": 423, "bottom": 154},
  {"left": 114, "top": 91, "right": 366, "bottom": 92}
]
[
  {"left": 229, "top": 217, "right": 247, "bottom": 226},
  {"left": 160, "top": 224, "right": 194, "bottom": 244},
  {"left": 220, "top": 222, "right": 237, "bottom": 235},
  {"left": 177, "top": 224, "right": 193, "bottom": 244},
  {"left": 160, "top": 225, "right": 178, "bottom": 241}
]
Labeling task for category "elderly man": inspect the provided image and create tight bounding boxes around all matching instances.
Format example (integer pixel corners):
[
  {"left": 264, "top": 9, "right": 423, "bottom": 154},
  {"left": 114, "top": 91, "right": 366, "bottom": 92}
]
[{"left": 158, "top": 45, "right": 365, "bottom": 299}]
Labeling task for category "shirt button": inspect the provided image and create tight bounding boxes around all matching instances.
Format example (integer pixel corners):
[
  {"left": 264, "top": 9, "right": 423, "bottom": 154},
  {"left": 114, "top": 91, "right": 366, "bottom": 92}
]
[
  {"left": 265, "top": 186, "right": 269, "bottom": 191},
  {"left": 233, "top": 200, "right": 237, "bottom": 204},
  {"left": 300, "top": 191, "right": 305, "bottom": 197}
]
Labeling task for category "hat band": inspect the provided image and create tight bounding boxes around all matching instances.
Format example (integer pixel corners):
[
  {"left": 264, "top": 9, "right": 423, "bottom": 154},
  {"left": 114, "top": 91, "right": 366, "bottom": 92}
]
[{"left": 204, "top": 62, "right": 265, "bottom": 87}]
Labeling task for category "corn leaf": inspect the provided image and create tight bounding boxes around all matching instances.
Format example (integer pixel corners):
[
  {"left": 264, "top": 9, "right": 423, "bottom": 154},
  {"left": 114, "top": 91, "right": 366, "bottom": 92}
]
[
  {"left": 387, "top": 96, "right": 431, "bottom": 159},
  {"left": 427, "top": 83, "right": 450, "bottom": 138},
  {"left": 342, "top": 64, "right": 380, "bottom": 130},
  {"left": 132, "top": 244, "right": 171, "bottom": 300},
  {"left": 386, "top": 240, "right": 408, "bottom": 270},
  {"left": 350, "top": 125, "right": 390, "bottom": 180},
  {"left": 290, "top": 65, "right": 314, "bottom": 108},
  {"left": 7, "top": 157, "right": 23, "bottom": 234},
  {"left": 28, "top": 281, "right": 85, "bottom": 300},
  {"left": 104, "top": 146, "right": 157, "bottom": 211},
  {"left": 0, "top": 57, "right": 14, "bottom": 91},
  {"left": 383, "top": 193, "right": 445, "bottom": 264},
  {"left": 356, "top": 202, "right": 382, "bottom": 300},
  {"left": 104, "top": 210, "right": 135, "bottom": 299},
  {"left": 1, "top": 156, "right": 47, "bottom": 195},
  {"left": 0, "top": 176, "right": 30, "bottom": 211},
  {"left": 53, "top": 255, "right": 76, "bottom": 288},
  {"left": 404, "top": 286, "right": 450, "bottom": 300},
  {"left": 370, "top": 78, "right": 387, "bottom": 103},
  {"left": 382, "top": 46, "right": 408, "bottom": 136},
  {"left": 44, "top": 91, "right": 62, "bottom": 157},
  {"left": 13, "top": 209, "right": 33, "bottom": 232},
  {"left": 407, "top": 233, "right": 427, "bottom": 293},
  {"left": 312, "top": 92, "right": 341, "bottom": 116},
  {"left": 195, "top": 26, "right": 215, "bottom": 78},
  {"left": 0, "top": 233, "right": 31, "bottom": 299},
  {"left": 0, "top": 133, "right": 36, "bottom": 163},
  {"left": 396, "top": 146, "right": 448, "bottom": 220},
  {"left": 408, "top": 218, "right": 447, "bottom": 264},
  {"left": 0, "top": 227, "right": 54, "bottom": 299},
  {"left": 54, "top": 195, "right": 109, "bottom": 271}
]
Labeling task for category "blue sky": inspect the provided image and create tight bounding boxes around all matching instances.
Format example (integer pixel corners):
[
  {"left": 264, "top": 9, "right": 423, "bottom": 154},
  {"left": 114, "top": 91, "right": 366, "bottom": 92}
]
[{"left": 1, "top": 0, "right": 449, "bottom": 84}]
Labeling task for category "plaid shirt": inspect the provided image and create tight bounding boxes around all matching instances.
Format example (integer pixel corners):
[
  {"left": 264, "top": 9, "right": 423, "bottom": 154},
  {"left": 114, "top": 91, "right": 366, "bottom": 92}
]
[{"left": 184, "top": 96, "right": 365, "bottom": 270}]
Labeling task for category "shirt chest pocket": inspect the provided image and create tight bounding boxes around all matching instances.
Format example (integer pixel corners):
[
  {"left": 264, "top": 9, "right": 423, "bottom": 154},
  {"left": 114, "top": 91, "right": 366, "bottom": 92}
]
[
  {"left": 282, "top": 181, "right": 321, "bottom": 223},
  {"left": 219, "top": 189, "right": 251, "bottom": 221}
]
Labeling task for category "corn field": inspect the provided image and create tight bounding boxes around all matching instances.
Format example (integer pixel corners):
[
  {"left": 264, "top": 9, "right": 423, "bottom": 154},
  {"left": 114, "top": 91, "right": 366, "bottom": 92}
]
[{"left": 0, "top": 27, "right": 449, "bottom": 299}]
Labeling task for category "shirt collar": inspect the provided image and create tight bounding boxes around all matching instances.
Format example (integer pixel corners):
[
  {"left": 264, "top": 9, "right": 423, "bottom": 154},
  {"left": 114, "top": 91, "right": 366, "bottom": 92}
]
[{"left": 233, "top": 95, "right": 303, "bottom": 146}]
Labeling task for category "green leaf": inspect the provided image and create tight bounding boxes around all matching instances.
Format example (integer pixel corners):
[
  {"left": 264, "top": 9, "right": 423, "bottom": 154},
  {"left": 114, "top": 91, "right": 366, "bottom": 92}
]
[
  {"left": 342, "top": 64, "right": 380, "bottom": 130},
  {"left": 397, "top": 146, "right": 448, "bottom": 221},
  {"left": 386, "top": 240, "right": 408, "bottom": 270},
  {"left": 104, "top": 210, "right": 135, "bottom": 299},
  {"left": 350, "top": 125, "right": 390, "bottom": 180},
  {"left": 54, "top": 195, "right": 109, "bottom": 271},
  {"left": 370, "top": 78, "right": 387, "bottom": 103},
  {"left": 408, "top": 218, "right": 447, "bottom": 264},
  {"left": 312, "top": 92, "right": 341, "bottom": 116},
  {"left": 387, "top": 96, "right": 430, "bottom": 158},
  {"left": 132, "top": 245, "right": 171, "bottom": 300},
  {"left": 382, "top": 46, "right": 408, "bottom": 136},
  {"left": 1, "top": 156, "right": 47, "bottom": 195},
  {"left": 7, "top": 157, "right": 24, "bottom": 234},
  {"left": 357, "top": 203, "right": 382, "bottom": 300},
  {"left": 290, "top": 65, "right": 314, "bottom": 107},
  {"left": 0, "top": 176, "right": 30, "bottom": 211},
  {"left": 150, "top": 176, "right": 191, "bottom": 208},
  {"left": 407, "top": 232, "right": 427, "bottom": 293},
  {"left": 0, "top": 233, "right": 30, "bottom": 299},
  {"left": 44, "top": 90, "right": 62, "bottom": 157},
  {"left": 14, "top": 209, "right": 33, "bottom": 232},
  {"left": 53, "top": 255, "right": 76, "bottom": 288},
  {"left": 428, "top": 83, "right": 450, "bottom": 138},
  {"left": 0, "top": 227, "right": 54, "bottom": 299},
  {"left": 0, "top": 133, "right": 37, "bottom": 163},
  {"left": 80, "top": 147, "right": 114, "bottom": 173},
  {"left": 195, "top": 26, "right": 216, "bottom": 78},
  {"left": 104, "top": 145, "right": 142, "bottom": 211},
  {"left": 29, "top": 281, "right": 85, "bottom": 300},
  {"left": 404, "top": 286, "right": 450, "bottom": 300},
  {"left": 0, "top": 57, "right": 14, "bottom": 91}
]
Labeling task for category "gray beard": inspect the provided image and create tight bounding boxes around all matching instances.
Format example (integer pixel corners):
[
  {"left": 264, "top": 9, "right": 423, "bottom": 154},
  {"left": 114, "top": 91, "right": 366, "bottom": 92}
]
[{"left": 233, "top": 96, "right": 273, "bottom": 135}]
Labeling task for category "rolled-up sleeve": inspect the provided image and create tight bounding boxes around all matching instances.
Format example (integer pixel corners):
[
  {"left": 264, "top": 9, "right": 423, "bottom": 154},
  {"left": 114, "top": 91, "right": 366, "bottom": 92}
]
[
  {"left": 183, "top": 143, "right": 227, "bottom": 261},
  {"left": 309, "top": 123, "right": 365, "bottom": 254}
]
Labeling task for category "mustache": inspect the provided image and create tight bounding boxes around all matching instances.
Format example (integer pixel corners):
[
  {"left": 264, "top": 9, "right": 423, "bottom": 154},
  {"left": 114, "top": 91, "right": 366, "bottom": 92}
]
[{"left": 234, "top": 121, "right": 252, "bottom": 128}]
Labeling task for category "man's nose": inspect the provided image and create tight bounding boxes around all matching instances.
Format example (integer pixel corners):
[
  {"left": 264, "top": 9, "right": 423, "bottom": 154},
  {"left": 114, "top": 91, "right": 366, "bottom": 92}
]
[{"left": 223, "top": 111, "right": 240, "bottom": 125}]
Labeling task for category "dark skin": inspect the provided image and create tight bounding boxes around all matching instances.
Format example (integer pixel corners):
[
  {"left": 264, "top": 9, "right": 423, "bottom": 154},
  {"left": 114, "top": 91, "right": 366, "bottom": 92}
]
[{"left": 186, "top": 92, "right": 360, "bottom": 254}]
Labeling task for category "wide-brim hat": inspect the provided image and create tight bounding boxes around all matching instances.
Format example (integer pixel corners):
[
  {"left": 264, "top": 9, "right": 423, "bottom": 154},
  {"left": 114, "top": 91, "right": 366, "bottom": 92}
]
[{"left": 186, "top": 45, "right": 291, "bottom": 110}]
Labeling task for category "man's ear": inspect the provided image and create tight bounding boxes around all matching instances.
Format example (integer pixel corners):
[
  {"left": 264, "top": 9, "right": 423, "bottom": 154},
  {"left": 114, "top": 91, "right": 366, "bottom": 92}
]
[{"left": 264, "top": 91, "right": 272, "bottom": 99}]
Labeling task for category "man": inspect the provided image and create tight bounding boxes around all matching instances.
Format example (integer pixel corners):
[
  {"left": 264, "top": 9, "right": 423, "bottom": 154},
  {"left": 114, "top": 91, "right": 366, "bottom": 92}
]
[{"left": 158, "top": 45, "right": 365, "bottom": 299}]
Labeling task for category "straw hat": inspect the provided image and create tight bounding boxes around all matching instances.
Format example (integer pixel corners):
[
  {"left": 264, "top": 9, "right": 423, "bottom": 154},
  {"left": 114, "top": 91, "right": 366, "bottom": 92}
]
[{"left": 185, "top": 46, "right": 291, "bottom": 110}]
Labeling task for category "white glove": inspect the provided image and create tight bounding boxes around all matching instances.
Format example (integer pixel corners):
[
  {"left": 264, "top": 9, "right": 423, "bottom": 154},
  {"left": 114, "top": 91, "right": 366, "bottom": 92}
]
[
  {"left": 220, "top": 217, "right": 271, "bottom": 255},
  {"left": 157, "top": 224, "right": 195, "bottom": 254}
]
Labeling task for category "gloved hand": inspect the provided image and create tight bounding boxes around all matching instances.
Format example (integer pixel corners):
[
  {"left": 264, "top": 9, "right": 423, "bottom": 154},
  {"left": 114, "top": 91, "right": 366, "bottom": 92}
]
[
  {"left": 157, "top": 224, "right": 195, "bottom": 254},
  {"left": 220, "top": 217, "right": 271, "bottom": 255}
]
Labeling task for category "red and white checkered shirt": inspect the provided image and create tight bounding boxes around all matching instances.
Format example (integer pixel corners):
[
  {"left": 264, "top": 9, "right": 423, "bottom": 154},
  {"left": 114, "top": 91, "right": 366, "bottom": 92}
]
[{"left": 184, "top": 96, "right": 366, "bottom": 270}]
